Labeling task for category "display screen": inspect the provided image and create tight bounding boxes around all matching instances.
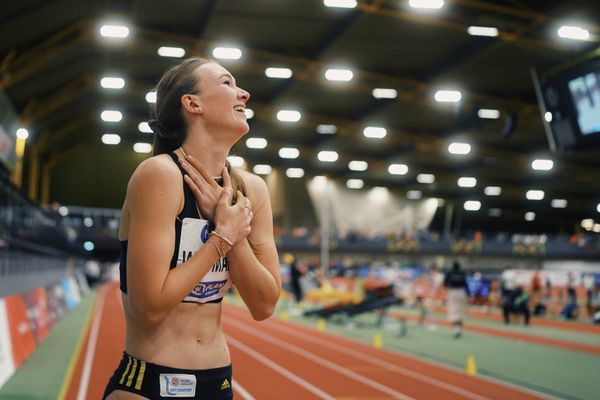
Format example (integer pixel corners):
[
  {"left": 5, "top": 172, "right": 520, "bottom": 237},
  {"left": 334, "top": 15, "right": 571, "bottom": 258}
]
[{"left": 568, "top": 71, "right": 600, "bottom": 135}]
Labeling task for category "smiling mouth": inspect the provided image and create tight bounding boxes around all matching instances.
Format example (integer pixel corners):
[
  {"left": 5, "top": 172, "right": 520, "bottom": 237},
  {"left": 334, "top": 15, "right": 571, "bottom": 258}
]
[{"left": 234, "top": 106, "right": 245, "bottom": 113}]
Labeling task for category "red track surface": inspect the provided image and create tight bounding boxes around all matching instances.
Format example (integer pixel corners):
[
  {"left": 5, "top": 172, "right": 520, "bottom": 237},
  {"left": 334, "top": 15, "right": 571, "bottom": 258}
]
[
  {"left": 390, "top": 311, "right": 600, "bottom": 355},
  {"left": 65, "top": 283, "right": 547, "bottom": 400}
]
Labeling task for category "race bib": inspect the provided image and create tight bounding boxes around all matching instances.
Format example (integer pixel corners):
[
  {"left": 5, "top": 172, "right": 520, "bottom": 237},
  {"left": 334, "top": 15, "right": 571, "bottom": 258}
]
[
  {"left": 178, "top": 218, "right": 231, "bottom": 303},
  {"left": 159, "top": 374, "right": 197, "bottom": 397}
]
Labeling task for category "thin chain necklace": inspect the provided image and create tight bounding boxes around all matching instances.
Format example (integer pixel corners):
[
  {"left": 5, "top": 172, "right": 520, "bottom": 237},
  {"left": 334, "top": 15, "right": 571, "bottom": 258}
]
[{"left": 179, "top": 146, "right": 223, "bottom": 181}]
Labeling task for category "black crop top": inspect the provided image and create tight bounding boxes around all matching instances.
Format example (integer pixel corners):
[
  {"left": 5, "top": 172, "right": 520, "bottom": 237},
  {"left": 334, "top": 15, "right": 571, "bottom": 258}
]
[{"left": 119, "top": 153, "right": 231, "bottom": 304}]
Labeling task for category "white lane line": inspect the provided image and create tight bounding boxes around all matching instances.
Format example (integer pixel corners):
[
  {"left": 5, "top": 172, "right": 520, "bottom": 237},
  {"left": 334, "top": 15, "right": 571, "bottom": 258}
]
[
  {"left": 232, "top": 379, "right": 255, "bottom": 400},
  {"left": 225, "top": 318, "right": 414, "bottom": 400},
  {"left": 227, "top": 336, "right": 334, "bottom": 400},
  {"left": 76, "top": 284, "right": 109, "bottom": 400},
  {"left": 264, "top": 318, "right": 491, "bottom": 400}
]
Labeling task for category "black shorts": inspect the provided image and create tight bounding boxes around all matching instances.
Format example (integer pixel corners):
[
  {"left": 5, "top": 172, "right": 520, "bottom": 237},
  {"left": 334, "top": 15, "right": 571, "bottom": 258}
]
[{"left": 103, "top": 352, "right": 233, "bottom": 399}]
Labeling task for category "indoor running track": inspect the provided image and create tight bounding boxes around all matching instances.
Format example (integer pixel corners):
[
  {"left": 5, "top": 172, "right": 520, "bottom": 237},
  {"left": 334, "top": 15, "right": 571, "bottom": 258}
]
[{"left": 64, "top": 283, "right": 547, "bottom": 399}]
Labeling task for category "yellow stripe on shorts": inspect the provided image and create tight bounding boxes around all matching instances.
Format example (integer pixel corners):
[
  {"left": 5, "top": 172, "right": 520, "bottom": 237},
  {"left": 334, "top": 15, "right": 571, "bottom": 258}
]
[
  {"left": 135, "top": 360, "right": 146, "bottom": 390},
  {"left": 119, "top": 355, "right": 132, "bottom": 385},
  {"left": 126, "top": 358, "right": 138, "bottom": 387}
]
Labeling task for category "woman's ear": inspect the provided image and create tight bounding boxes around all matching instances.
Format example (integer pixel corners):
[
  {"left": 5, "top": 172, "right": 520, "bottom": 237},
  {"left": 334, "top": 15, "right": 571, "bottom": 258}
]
[{"left": 181, "top": 94, "right": 203, "bottom": 115}]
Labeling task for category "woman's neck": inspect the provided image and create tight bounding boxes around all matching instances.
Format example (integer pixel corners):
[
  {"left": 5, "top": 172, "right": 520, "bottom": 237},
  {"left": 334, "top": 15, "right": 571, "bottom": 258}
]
[{"left": 177, "top": 128, "right": 231, "bottom": 178}]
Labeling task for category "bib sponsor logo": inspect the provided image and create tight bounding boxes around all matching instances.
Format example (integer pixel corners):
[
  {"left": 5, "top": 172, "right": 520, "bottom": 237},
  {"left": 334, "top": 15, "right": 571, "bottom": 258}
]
[
  {"left": 159, "top": 374, "right": 197, "bottom": 397},
  {"left": 189, "top": 279, "right": 228, "bottom": 299}
]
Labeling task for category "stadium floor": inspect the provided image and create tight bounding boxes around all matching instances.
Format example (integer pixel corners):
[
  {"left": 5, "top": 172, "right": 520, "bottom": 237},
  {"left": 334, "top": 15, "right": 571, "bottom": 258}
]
[{"left": 1, "top": 283, "right": 598, "bottom": 400}]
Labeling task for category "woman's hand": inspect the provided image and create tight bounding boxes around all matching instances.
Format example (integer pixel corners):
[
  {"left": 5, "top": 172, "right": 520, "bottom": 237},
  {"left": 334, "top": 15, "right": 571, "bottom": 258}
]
[
  {"left": 181, "top": 156, "right": 224, "bottom": 221},
  {"left": 213, "top": 172, "right": 253, "bottom": 246}
]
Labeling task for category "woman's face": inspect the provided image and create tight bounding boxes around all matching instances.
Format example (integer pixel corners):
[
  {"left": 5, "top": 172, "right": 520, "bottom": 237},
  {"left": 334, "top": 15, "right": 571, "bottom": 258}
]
[{"left": 193, "top": 62, "right": 251, "bottom": 135}]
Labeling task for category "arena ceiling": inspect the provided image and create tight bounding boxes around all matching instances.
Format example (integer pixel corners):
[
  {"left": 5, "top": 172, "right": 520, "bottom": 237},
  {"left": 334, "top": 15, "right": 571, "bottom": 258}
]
[{"left": 1, "top": 0, "right": 600, "bottom": 234}]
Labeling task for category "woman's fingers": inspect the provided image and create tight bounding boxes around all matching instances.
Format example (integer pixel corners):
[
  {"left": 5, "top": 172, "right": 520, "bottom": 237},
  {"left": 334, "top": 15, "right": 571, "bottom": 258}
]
[{"left": 186, "top": 155, "right": 218, "bottom": 186}]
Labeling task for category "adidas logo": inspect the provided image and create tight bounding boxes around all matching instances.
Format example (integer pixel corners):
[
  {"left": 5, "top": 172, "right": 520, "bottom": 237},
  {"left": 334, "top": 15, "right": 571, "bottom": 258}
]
[{"left": 221, "top": 379, "right": 230, "bottom": 390}]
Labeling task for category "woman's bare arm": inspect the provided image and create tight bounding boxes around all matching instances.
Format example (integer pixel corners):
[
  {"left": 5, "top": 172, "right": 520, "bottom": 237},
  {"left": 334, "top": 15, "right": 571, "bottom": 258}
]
[
  {"left": 227, "top": 172, "right": 281, "bottom": 320},
  {"left": 125, "top": 156, "right": 228, "bottom": 326}
]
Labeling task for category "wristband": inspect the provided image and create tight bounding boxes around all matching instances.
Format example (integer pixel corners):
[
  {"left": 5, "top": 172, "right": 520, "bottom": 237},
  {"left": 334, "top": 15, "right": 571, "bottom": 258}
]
[
  {"left": 206, "top": 237, "right": 223, "bottom": 258},
  {"left": 210, "top": 230, "right": 234, "bottom": 246}
]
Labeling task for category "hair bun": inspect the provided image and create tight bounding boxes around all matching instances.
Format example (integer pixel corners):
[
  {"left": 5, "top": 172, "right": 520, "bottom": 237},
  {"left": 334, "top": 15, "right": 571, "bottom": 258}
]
[{"left": 148, "top": 119, "right": 164, "bottom": 136}]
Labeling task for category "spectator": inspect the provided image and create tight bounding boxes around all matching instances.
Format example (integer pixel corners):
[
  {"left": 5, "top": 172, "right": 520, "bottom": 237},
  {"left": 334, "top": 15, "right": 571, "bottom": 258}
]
[{"left": 444, "top": 262, "right": 468, "bottom": 338}]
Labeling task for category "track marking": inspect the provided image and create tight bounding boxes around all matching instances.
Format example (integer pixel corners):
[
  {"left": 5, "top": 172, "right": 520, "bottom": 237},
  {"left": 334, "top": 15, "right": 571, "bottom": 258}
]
[
  {"left": 228, "top": 336, "right": 334, "bottom": 399},
  {"left": 76, "top": 284, "right": 109, "bottom": 400},
  {"left": 264, "top": 318, "right": 491, "bottom": 400},
  {"left": 225, "top": 318, "right": 414, "bottom": 400},
  {"left": 259, "top": 312, "right": 555, "bottom": 400},
  {"left": 232, "top": 379, "right": 255, "bottom": 400},
  {"left": 57, "top": 291, "right": 97, "bottom": 399}
]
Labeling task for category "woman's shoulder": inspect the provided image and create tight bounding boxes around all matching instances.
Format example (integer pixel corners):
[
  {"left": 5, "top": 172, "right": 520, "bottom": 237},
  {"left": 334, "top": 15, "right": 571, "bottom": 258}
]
[
  {"left": 236, "top": 168, "right": 269, "bottom": 203},
  {"left": 127, "top": 154, "right": 182, "bottom": 193}
]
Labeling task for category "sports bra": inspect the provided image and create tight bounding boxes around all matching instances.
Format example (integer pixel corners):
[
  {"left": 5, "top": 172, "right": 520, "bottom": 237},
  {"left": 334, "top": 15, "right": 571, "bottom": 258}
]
[{"left": 119, "top": 153, "right": 232, "bottom": 304}]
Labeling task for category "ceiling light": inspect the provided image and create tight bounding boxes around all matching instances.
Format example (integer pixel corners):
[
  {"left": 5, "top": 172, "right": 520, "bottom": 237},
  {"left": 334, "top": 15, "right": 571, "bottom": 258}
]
[
  {"left": 253, "top": 164, "right": 272, "bottom": 175},
  {"left": 448, "top": 142, "right": 471, "bottom": 155},
  {"left": 346, "top": 179, "right": 364, "bottom": 189},
  {"left": 316, "top": 124, "right": 337, "bottom": 134},
  {"left": 525, "top": 212, "right": 536, "bottom": 221},
  {"left": 597, "top": 203, "right": 600, "bottom": 213},
  {"left": 409, "top": 0, "right": 445, "bottom": 10},
  {"left": 323, "top": 0, "right": 357, "bottom": 8},
  {"left": 363, "top": 126, "right": 387, "bottom": 139},
  {"left": 372, "top": 88, "right": 398, "bottom": 99},
  {"left": 145, "top": 91, "right": 157, "bottom": 103},
  {"left": 58, "top": 206, "right": 69, "bottom": 216},
  {"left": 467, "top": 26, "right": 499, "bottom": 37},
  {"left": 83, "top": 241, "right": 95, "bottom": 251},
  {"left": 277, "top": 110, "right": 301, "bottom": 122},
  {"left": 416, "top": 173, "right": 435, "bottom": 184},
  {"left": 544, "top": 112, "right": 553, "bottom": 122},
  {"left": 158, "top": 46, "right": 185, "bottom": 58},
  {"left": 212, "top": 47, "right": 242, "bottom": 60},
  {"left": 464, "top": 201, "right": 481, "bottom": 211},
  {"left": 458, "top": 177, "right": 477, "bottom": 188},
  {"left": 244, "top": 108, "right": 254, "bottom": 119},
  {"left": 388, "top": 163, "right": 408, "bottom": 175},
  {"left": 133, "top": 142, "right": 152, "bottom": 153},
  {"left": 348, "top": 160, "right": 368, "bottom": 171},
  {"left": 102, "top": 134, "right": 121, "bottom": 145},
  {"left": 477, "top": 108, "right": 500, "bottom": 119},
  {"left": 531, "top": 159, "right": 554, "bottom": 171},
  {"left": 551, "top": 199, "right": 568, "bottom": 208},
  {"left": 83, "top": 217, "right": 94, "bottom": 228},
  {"left": 557, "top": 25, "right": 590, "bottom": 41},
  {"left": 265, "top": 67, "right": 292, "bottom": 79},
  {"left": 100, "top": 77, "right": 125, "bottom": 89},
  {"left": 279, "top": 147, "right": 299, "bottom": 159},
  {"left": 99, "top": 24, "right": 130, "bottom": 38},
  {"left": 246, "top": 137, "right": 267, "bottom": 149},
  {"left": 434, "top": 90, "right": 462, "bottom": 103},
  {"left": 16, "top": 128, "right": 29, "bottom": 140},
  {"left": 488, "top": 208, "right": 502, "bottom": 217},
  {"left": 325, "top": 68, "right": 353, "bottom": 82},
  {"left": 318, "top": 150, "right": 338, "bottom": 162},
  {"left": 407, "top": 190, "right": 422, "bottom": 200},
  {"left": 101, "top": 110, "right": 122, "bottom": 122},
  {"left": 227, "top": 156, "right": 244, "bottom": 167},
  {"left": 581, "top": 219, "right": 594, "bottom": 229},
  {"left": 286, "top": 168, "right": 304, "bottom": 178},
  {"left": 484, "top": 186, "right": 501, "bottom": 196},
  {"left": 138, "top": 122, "right": 152, "bottom": 133},
  {"left": 526, "top": 190, "right": 545, "bottom": 200}
]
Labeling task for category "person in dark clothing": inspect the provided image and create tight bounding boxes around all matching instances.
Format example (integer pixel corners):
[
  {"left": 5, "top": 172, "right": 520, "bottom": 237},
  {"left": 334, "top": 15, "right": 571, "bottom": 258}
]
[
  {"left": 285, "top": 253, "right": 303, "bottom": 303},
  {"left": 444, "top": 262, "right": 468, "bottom": 338}
]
